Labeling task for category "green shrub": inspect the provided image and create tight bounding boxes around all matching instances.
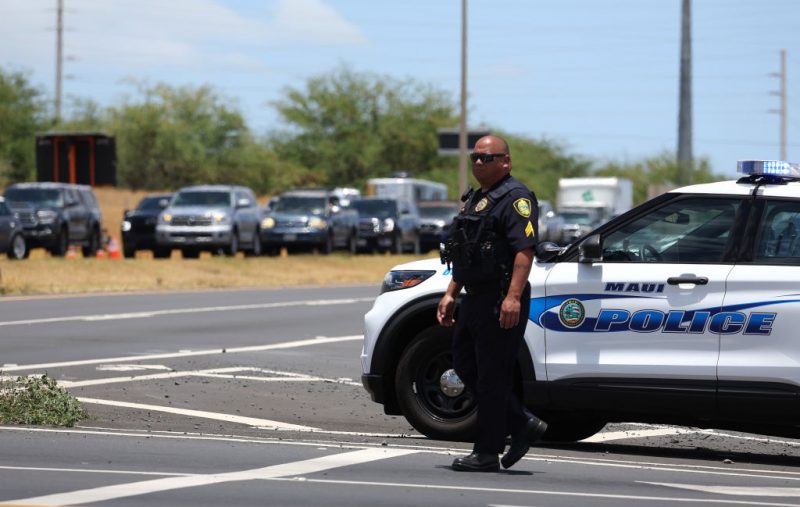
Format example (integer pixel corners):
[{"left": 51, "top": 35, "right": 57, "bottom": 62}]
[{"left": 0, "top": 374, "right": 86, "bottom": 427}]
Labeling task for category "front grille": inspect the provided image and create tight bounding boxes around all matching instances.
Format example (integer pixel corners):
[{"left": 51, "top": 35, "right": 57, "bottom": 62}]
[
  {"left": 419, "top": 223, "right": 441, "bottom": 234},
  {"left": 171, "top": 215, "right": 212, "bottom": 226},
  {"left": 277, "top": 219, "right": 307, "bottom": 228},
  {"left": 16, "top": 211, "right": 37, "bottom": 227}
]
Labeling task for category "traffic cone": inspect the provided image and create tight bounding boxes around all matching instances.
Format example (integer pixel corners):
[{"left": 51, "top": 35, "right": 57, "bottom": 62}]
[
  {"left": 108, "top": 237, "right": 121, "bottom": 260},
  {"left": 66, "top": 245, "right": 78, "bottom": 259},
  {"left": 95, "top": 248, "right": 107, "bottom": 259}
]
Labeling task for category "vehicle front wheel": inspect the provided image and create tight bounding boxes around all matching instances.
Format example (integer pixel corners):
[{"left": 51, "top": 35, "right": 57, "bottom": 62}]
[
  {"left": 395, "top": 326, "right": 477, "bottom": 441},
  {"left": 50, "top": 227, "right": 68, "bottom": 257},
  {"left": 82, "top": 227, "right": 100, "bottom": 257},
  {"left": 245, "top": 231, "right": 262, "bottom": 257},
  {"left": 7, "top": 233, "right": 28, "bottom": 260},
  {"left": 224, "top": 232, "right": 239, "bottom": 256}
]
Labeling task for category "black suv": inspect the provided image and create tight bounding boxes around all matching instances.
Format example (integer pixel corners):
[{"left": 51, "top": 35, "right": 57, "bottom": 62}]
[
  {"left": 121, "top": 193, "right": 173, "bottom": 258},
  {"left": 3, "top": 182, "right": 103, "bottom": 257}
]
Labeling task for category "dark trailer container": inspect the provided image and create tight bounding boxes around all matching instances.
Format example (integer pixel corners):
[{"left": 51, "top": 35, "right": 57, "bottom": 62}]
[{"left": 36, "top": 132, "right": 116, "bottom": 186}]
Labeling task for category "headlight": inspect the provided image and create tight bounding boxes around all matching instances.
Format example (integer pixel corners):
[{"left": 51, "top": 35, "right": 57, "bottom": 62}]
[
  {"left": 161, "top": 213, "right": 172, "bottom": 224},
  {"left": 261, "top": 217, "right": 275, "bottom": 229},
  {"left": 383, "top": 218, "right": 395, "bottom": 232},
  {"left": 37, "top": 210, "right": 57, "bottom": 225},
  {"left": 380, "top": 270, "right": 436, "bottom": 293},
  {"left": 121, "top": 220, "right": 132, "bottom": 232},
  {"left": 308, "top": 217, "right": 327, "bottom": 229},
  {"left": 211, "top": 211, "right": 228, "bottom": 223}
]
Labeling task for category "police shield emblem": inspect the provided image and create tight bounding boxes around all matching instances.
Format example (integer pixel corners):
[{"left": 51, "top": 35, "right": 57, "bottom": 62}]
[
  {"left": 475, "top": 197, "right": 488, "bottom": 212},
  {"left": 558, "top": 298, "right": 585, "bottom": 328},
  {"left": 513, "top": 198, "right": 531, "bottom": 218}
]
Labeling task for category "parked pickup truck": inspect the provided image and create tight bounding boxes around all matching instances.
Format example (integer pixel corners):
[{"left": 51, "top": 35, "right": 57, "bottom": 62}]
[{"left": 260, "top": 189, "right": 359, "bottom": 254}]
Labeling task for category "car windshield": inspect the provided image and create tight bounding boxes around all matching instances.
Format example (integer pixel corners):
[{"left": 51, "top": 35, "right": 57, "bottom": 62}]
[
  {"left": 172, "top": 191, "right": 231, "bottom": 207},
  {"left": 137, "top": 196, "right": 170, "bottom": 211},
  {"left": 4, "top": 188, "right": 63, "bottom": 207},
  {"left": 560, "top": 211, "right": 597, "bottom": 225},
  {"left": 351, "top": 199, "right": 397, "bottom": 218},
  {"left": 419, "top": 205, "right": 458, "bottom": 220},
  {"left": 273, "top": 196, "right": 327, "bottom": 215}
]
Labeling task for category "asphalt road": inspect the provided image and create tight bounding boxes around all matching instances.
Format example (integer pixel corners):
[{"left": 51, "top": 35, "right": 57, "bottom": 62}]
[{"left": 2, "top": 287, "right": 800, "bottom": 507}]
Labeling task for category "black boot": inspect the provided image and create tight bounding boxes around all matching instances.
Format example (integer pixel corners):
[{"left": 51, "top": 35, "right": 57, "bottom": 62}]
[
  {"left": 501, "top": 416, "right": 548, "bottom": 469},
  {"left": 451, "top": 452, "right": 499, "bottom": 472}
]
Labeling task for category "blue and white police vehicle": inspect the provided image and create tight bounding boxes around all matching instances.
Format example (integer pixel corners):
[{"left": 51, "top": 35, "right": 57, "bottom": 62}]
[{"left": 361, "top": 161, "right": 800, "bottom": 442}]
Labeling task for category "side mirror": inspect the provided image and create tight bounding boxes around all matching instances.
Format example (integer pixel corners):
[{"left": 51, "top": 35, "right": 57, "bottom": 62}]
[
  {"left": 236, "top": 198, "right": 251, "bottom": 209},
  {"left": 535, "top": 242, "right": 562, "bottom": 262},
  {"left": 578, "top": 234, "right": 602, "bottom": 263},
  {"left": 330, "top": 205, "right": 341, "bottom": 214}
]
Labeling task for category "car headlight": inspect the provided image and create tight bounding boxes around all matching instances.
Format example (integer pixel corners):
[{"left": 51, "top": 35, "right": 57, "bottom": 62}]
[
  {"left": 161, "top": 213, "right": 172, "bottom": 224},
  {"left": 212, "top": 211, "right": 228, "bottom": 223},
  {"left": 383, "top": 218, "right": 395, "bottom": 232},
  {"left": 121, "top": 220, "right": 132, "bottom": 232},
  {"left": 380, "top": 270, "right": 436, "bottom": 293},
  {"left": 36, "top": 210, "right": 57, "bottom": 225},
  {"left": 308, "top": 217, "right": 327, "bottom": 229},
  {"left": 261, "top": 217, "right": 275, "bottom": 229}
]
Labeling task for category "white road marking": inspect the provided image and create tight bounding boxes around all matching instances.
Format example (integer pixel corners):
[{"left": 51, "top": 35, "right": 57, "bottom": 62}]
[
  {"left": 58, "top": 366, "right": 362, "bottom": 388},
  {"left": 0, "top": 297, "right": 373, "bottom": 327},
  {"left": 0, "top": 465, "right": 189, "bottom": 477},
  {"left": 642, "top": 482, "right": 800, "bottom": 497},
  {"left": 262, "top": 478, "right": 800, "bottom": 507},
  {"left": 582, "top": 427, "right": 698, "bottom": 443},
  {"left": 77, "top": 397, "right": 318, "bottom": 431},
  {"left": 96, "top": 364, "right": 172, "bottom": 372},
  {"left": 1, "top": 335, "right": 363, "bottom": 372},
  {"left": 4, "top": 448, "right": 416, "bottom": 506}
]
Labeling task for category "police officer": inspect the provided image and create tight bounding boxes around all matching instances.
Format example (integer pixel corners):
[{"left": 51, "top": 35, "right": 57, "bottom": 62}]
[{"left": 437, "top": 135, "right": 547, "bottom": 472}]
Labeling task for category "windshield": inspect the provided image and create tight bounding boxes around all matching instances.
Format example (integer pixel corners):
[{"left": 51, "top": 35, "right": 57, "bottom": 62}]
[
  {"left": 172, "top": 191, "right": 231, "bottom": 207},
  {"left": 137, "top": 196, "right": 170, "bottom": 211},
  {"left": 273, "top": 196, "right": 327, "bottom": 215},
  {"left": 4, "top": 188, "right": 63, "bottom": 207},
  {"left": 419, "top": 205, "right": 458, "bottom": 220},
  {"left": 560, "top": 211, "right": 597, "bottom": 225},
  {"left": 351, "top": 199, "right": 397, "bottom": 218}
]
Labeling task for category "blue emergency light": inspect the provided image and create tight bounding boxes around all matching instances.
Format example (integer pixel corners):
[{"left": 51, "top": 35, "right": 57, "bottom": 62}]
[{"left": 738, "top": 160, "right": 800, "bottom": 178}]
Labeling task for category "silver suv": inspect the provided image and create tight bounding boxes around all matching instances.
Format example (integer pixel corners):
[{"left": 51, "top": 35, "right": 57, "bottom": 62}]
[{"left": 156, "top": 185, "right": 261, "bottom": 258}]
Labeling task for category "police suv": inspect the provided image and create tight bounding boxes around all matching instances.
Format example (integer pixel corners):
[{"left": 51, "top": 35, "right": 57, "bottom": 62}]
[{"left": 361, "top": 161, "right": 800, "bottom": 442}]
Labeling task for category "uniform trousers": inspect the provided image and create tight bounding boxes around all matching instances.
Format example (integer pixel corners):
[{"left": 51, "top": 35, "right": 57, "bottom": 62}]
[{"left": 452, "top": 282, "right": 531, "bottom": 454}]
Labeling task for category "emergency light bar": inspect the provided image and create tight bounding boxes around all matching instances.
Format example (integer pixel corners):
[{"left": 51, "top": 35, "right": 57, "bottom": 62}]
[{"left": 738, "top": 160, "right": 800, "bottom": 178}]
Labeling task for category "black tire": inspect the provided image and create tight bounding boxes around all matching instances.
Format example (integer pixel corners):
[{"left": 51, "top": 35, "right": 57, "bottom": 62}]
[
  {"left": 412, "top": 235, "right": 421, "bottom": 255},
  {"left": 224, "top": 231, "right": 239, "bottom": 257},
  {"left": 182, "top": 248, "right": 200, "bottom": 259},
  {"left": 392, "top": 232, "right": 403, "bottom": 255},
  {"left": 153, "top": 248, "right": 171, "bottom": 259},
  {"left": 321, "top": 234, "right": 333, "bottom": 255},
  {"left": 82, "top": 227, "right": 100, "bottom": 258},
  {"left": 246, "top": 231, "right": 262, "bottom": 257},
  {"left": 541, "top": 416, "right": 606, "bottom": 443},
  {"left": 123, "top": 245, "right": 136, "bottom": 259},
  {"left": 7, "top": 233, "right": 28, "bottom": 260},
  {"left": 348, "top": 231, "right": 358, "bottom": 255},
  {"left": 395, "top": 326, "right": 477, "bottom": 441},
  {"left": 50, "top": 227, "right": 68, "bottom": 257}
]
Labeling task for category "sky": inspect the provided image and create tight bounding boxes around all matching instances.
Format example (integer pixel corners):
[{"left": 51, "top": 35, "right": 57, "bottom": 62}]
[{"left": 1, "top": 0, "right": 798, "bottom": 179}]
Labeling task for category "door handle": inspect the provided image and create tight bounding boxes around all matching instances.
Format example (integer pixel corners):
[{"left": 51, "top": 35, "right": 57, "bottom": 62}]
[{"left": 667, "top": 276, "right": 708, "bottom": 286}]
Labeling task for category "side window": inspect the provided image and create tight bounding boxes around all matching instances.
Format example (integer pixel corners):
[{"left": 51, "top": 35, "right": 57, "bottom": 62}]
[
  {"left": 753, "top": 201, "right": 800, "bottom": 265},
  {"left": 602, "top": 197, "right": 742, "bottom": 264}
]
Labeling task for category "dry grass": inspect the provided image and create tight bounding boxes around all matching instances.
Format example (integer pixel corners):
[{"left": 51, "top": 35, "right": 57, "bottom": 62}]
[{"left": 0, "top": 252, "right": 433, "bottom": 295}]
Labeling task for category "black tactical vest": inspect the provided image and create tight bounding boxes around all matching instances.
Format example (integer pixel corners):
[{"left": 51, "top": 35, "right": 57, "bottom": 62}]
[{"left": 444, "top": 177, "right": 523, "bottom": 284}]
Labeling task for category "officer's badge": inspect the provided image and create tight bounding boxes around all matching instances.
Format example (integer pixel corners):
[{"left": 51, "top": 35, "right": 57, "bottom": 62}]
[
  {"left": 474, "top": 197, "right": 488, "bottom": 212},
  {"left": 558, "top": 298, "right": 585, "bottom": 328},
  {"left": 525, "top": 220, "right": 535, "bottom": 238},
  {"left": 513, "top": 198, "right": 532, "bottom": 218}
]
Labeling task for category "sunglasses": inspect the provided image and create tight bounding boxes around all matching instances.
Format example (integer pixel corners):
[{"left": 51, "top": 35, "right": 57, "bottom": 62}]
[{"left": 470, "top": 152, "right": 507, "bottom": 163}]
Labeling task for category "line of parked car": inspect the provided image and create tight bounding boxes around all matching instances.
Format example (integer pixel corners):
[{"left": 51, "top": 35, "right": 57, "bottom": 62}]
[{"left": 0, "top": 181, "right": 584, "bottom": 261}]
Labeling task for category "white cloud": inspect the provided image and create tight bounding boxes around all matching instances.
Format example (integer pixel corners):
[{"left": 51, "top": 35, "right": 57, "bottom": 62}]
[{"left": 269, "top": 0, "right": 367, "bottom": 46}]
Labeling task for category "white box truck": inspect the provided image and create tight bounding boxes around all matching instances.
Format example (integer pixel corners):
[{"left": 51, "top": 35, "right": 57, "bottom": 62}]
[{"left": 556, "top": 177, "right": 633, "bottom": 221}]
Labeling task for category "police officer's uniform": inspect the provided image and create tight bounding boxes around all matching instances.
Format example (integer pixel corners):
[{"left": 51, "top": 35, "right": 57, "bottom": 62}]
[{"left": 443, "top": 173, "right": 539, "bottom": 455}]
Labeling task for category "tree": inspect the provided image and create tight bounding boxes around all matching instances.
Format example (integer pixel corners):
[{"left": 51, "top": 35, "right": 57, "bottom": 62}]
[
  {"left": 270, "top": 66, "right": 457, "bottom": 187},
  {"left": 0, "top": 68, "right": 50, "bottom": 184},
  {"left": 108, "top": 82, "right": 269, "bottom": 191}
]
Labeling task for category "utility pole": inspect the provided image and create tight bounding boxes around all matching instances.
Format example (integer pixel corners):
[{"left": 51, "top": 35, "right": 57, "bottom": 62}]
[
  {"left": 769, "top": 49, "right": 788, "bottom": 160},
  {"left": 677, "top": 0, "right": 693, "bottom": 185},
  {"left": 55, "top": 0, "right": 64, "bottom": 122},
  {"left": 458, "top": 0, "right": 468, "bottom": 196}
]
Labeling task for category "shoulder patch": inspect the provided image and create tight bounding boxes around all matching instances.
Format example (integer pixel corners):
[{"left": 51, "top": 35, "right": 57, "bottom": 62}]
[
  {"left": 513, "top": 198, "right": 532, "bottom": 218},
  {"left": 525, "top": 220, "right": 535, "bottom": 238}
]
